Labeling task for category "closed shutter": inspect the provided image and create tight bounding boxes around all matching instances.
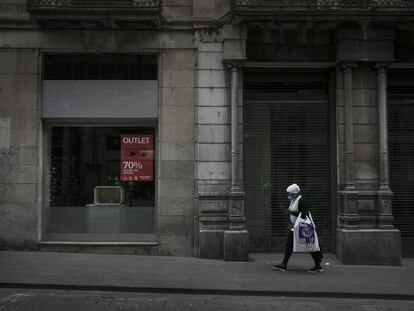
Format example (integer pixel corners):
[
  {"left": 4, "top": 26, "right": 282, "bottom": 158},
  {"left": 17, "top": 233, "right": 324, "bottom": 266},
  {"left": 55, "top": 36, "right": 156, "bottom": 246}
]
[
  {"left": 388, "top": 70, "right": 414, "bottom": 257},
  {"left": 244, "top": 69, "right": 333, "bottom": 252}
]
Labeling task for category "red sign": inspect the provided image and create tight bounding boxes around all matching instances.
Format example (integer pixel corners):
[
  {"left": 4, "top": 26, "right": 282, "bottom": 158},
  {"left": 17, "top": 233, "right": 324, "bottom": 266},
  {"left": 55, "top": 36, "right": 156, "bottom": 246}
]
[{"left": 120, "top": 134, "right": 154, "bottom": 181}]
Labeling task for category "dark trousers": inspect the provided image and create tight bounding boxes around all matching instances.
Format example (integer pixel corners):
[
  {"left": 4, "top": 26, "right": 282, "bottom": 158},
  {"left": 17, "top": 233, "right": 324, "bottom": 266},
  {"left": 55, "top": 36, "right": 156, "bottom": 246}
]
[{"left": 282, "top": 230, "right": 323, "bottom": 267}]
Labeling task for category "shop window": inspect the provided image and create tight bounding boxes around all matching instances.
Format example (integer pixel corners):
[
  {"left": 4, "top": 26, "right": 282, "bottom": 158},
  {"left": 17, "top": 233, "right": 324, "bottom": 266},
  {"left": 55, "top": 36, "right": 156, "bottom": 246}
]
[
  {"left": 43, "top": 54, "right": 157, "bottom": 80},
  {"left": 46, "top": 126, "right": 156, "bottom": 239}
]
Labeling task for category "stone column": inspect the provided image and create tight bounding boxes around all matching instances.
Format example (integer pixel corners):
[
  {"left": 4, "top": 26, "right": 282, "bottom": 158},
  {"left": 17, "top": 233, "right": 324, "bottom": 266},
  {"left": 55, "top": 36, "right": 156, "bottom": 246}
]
[
  {"left": 376, "top": 64, "right": 391, "bottom": 191},
  {"left": 228, "top": 63, "right": 245, "bottom": 230},
  {"left": 343, "top": 63, "right": 356, "bottom": 191},
  {"left": 376, "top": 63, "right": 394, "bottom": 229},
  {"left": 338, "top": 63, "right": 359, "bottom": 230},
  {"left": 223, "top": 62, "right": 248, "bottom": 261},
  {"left": 197, "top": 30, "right": 232, "bottom": 260},
  {"left": 230, "top": 64, "right": 241, "bottom": 193},
  {"left": 336, "top": 27, "right": 401, "bottom": 266}
]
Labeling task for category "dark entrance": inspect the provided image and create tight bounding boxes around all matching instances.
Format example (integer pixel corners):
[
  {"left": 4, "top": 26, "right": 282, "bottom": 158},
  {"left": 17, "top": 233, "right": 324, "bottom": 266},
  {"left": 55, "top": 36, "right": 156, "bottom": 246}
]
[
  {"left": 388, "top": 69, "right": 414, "bottom": 257},
  {"left": 243, "top": 69, "right": 335, "bottom": 252}
]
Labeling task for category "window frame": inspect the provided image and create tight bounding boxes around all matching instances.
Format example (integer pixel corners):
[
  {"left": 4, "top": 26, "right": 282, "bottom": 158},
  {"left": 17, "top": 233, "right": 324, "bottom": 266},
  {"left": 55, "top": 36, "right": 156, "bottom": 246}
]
[{"left": 41, "top": 119, "right": 159, "bottom": 243}]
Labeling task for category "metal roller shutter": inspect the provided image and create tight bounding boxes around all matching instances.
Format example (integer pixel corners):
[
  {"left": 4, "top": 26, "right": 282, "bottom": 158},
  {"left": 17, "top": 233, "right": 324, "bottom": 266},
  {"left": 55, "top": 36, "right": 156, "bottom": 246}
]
[
  {"left": 388, "top": 70, "right": 414, "bottom": 257},
  {"left": 244, "top": 69, "right": 333, "bottom": 252}
]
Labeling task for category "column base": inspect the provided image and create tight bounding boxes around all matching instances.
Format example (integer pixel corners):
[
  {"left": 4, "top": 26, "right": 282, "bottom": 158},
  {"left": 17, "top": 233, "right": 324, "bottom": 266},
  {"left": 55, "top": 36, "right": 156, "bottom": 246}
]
[
  {"left": 223, "top": 230, "right": 249, "bottom": 261},
  {"left": 336, "top": 229, "right": 401, "bottom": 266},
  {"left": 199, "top": 230, "right": 224, "bottom": 259}
]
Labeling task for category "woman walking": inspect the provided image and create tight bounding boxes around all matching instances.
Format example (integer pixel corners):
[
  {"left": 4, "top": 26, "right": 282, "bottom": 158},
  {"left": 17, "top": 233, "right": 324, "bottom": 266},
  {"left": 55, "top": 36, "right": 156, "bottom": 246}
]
[{"left": 272, "top": 183, "right": 324, "bottom": 272}]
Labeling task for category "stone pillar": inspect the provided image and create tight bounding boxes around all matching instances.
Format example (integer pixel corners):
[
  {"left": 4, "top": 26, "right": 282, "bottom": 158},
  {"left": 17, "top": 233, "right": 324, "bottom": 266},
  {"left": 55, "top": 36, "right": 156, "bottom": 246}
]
[
  {"left": 376, "top": 64, "right": 390, "bottom": 192},
  {"left": 223, "top": 62, "right": 248, "bottom": 261},
  {"left": 196, "top": 29, "right": 232, "bottom": 260},
  {"left": 337, "top": 62, "right": 401, "bottom": 266},
  {"left": 375, "top": 63, "right": 394, "bottom": 229},
  {"left": 343, "top": 63, "right": 356, "bottom": 192},
  {"left": 338, "top": 63, "right": 359, "bottom": 230},
  {"left": 230, "top": 65, "right": 241, "bottom": 193},
  {"left": 336, "top": 26, "right": 401, "bottom": 266},
  {"left": 337, "top": 63, "right": 361, "bottom": 264}
]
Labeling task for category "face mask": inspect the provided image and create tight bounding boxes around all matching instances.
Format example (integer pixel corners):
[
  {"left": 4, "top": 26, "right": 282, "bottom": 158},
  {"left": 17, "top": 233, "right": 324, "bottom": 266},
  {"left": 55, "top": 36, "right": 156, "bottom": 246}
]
[{"left": 288, "top": 194, "right": 295, "bottom": 202}]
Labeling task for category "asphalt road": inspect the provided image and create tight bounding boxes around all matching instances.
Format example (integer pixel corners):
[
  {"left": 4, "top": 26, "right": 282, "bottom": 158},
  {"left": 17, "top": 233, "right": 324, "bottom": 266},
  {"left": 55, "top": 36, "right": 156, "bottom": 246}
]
[{"left": 0, "top": 289, "right": 413, "bottom": 311}]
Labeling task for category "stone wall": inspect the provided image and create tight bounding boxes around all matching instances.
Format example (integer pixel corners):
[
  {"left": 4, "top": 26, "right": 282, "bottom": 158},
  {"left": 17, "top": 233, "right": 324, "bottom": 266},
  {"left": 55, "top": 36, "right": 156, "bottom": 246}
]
[
  {"left": 159, "top": 48, "right": 196, "bottom": 256},
  {"left": 163, "top": 0, "right": 193, "bottom": 22},
  {"left": 337, "top": 64, "right": 379, "bottom": 192},
  {"left": 335, "top": 26, "right": 401, "bottom": 265},
  {"left": 0, "top": 0, "right": 29, "bottom": 23},
  {"left": 0, "top": 26, "right": 197, "bottom": 256},
  {"left": 246, "top": 23, "right": 335, "bottom": 62},
  {"left": 193, "top": 0, "right": 230, "bottom": 21},
  {"left": 195, "top": 29, "right": 231, "bottom": 258},
  {"left": 337, "top": 63, "right": 380, "bottom": 228},
  {"left": 0, "top": 48, "right": 40, "bottom": 249},
  {"left": 0, "top": 0, "right": 408, "bottom": 263},
  {"left": 196, "top": 30, "right": 231, "bottom": 195}
]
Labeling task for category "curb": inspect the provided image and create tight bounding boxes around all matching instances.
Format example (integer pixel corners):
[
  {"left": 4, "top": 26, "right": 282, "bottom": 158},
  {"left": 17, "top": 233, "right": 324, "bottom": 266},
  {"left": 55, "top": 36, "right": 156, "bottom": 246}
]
[{"left": 1, "top": 283, "right": 413, "bottom": 301}]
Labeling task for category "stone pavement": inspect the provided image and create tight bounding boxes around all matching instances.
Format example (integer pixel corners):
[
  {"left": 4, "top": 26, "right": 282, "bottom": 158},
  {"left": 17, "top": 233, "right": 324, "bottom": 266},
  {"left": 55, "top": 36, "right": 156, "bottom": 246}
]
[
  {"left": 1, "top": 289, "right": 414, "bottom": 311},
  {"left": 0, "top": 251, "right": 413, "bottom": 299}
]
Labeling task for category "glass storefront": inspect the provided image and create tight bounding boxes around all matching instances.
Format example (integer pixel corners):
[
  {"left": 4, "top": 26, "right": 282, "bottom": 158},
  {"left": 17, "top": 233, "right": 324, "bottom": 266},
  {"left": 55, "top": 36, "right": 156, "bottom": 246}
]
[
  {"left": 42, "top": 54, "right": 158, "bottom": 241},
  {"left": 45, "top": 126, "right": 156, "bottom": 240}
]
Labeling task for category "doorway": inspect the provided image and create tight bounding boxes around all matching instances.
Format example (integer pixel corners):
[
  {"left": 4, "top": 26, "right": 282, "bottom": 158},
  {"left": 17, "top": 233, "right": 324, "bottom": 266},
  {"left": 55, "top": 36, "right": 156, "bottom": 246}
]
[
  {"left": 243, "top": 68, "right": 335, "bottom": 252},
  {"left": 388, "top": 69, "right": 414, "bottom": 257}
]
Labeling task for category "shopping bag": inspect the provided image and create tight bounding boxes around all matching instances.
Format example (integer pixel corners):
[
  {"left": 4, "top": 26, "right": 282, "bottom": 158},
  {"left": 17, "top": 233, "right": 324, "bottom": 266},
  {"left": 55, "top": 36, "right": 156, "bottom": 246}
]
[{"left": 292, "top": 212, "right": 320, "bottom": 252}]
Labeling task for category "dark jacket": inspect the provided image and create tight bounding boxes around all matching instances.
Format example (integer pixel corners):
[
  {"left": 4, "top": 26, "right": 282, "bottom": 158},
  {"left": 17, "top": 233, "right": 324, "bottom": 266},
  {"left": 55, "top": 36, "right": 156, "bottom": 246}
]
[{"left": 289, "top": 197, "right": 309, "bottom": 219}]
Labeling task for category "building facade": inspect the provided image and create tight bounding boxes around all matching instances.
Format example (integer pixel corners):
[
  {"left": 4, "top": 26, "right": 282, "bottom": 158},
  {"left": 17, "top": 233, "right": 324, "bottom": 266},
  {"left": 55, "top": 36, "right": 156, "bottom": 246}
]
[{"left": 1, "top": 0, "right": 413, "bottom": 265}]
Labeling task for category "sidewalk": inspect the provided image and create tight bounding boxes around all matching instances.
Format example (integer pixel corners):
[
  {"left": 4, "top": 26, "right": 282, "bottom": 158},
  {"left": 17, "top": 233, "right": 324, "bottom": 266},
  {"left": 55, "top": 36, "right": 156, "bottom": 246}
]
[{"left": 0, "top": 251, "right": 413, "bottom": 299}]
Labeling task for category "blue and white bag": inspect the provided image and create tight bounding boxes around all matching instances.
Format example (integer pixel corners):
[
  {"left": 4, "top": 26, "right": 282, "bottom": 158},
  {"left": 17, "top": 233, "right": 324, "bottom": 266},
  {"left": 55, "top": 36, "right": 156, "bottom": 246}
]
[{"left": 292, "top": 212, "right": 320, "bottom": 253}]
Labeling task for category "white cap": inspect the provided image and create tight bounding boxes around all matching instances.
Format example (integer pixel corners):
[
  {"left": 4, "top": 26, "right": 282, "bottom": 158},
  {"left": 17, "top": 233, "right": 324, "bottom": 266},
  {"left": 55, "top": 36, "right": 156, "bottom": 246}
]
[{"left": 286, "top": 183, "right": 300, "bottom": 194}]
